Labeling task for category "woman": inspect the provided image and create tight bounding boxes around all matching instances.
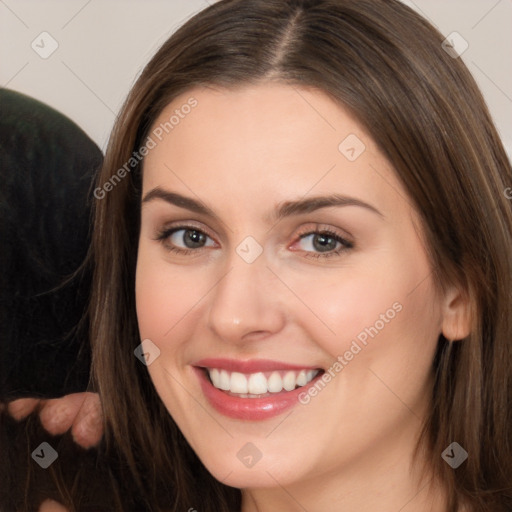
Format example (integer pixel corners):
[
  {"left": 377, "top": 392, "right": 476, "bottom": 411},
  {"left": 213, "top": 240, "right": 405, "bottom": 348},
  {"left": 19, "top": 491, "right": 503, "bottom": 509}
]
[{"left": 88, "top": 0, "right": 512, "bottom": 510}]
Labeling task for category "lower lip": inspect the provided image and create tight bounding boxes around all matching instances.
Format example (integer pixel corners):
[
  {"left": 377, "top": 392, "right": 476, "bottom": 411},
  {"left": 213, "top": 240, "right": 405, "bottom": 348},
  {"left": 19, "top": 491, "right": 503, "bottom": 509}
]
[{"left": 193, "top": 367, "right": 323, "bottom": 421}]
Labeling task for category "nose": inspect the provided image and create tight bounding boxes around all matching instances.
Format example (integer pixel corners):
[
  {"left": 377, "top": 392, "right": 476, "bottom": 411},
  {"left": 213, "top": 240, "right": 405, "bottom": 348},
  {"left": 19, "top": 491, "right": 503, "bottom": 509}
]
[{"left": 207, "top": 254, "right": 287, "bottom": 344}]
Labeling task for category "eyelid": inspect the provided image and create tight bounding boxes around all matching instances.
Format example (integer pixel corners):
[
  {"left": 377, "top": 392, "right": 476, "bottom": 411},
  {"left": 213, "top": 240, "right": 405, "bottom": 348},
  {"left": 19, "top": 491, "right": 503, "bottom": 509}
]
[
  {"left": 294, "top": 223, "right": 354, "bottom": 244},
  {"left": 154, "top": 221, "right": 220, "bottom": 258},
  {"left": 287, "top": 224, "right": 354, "bottom": 259},
  {"left": 154, "top": 220, "right": 218, "bottom": 243}
]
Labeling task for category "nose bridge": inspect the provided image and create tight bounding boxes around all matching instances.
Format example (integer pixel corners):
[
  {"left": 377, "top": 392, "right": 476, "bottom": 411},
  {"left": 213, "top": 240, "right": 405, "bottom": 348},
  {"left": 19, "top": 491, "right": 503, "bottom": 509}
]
[{"left": 207, "top": 250, "right": 284, "bottom": 342}]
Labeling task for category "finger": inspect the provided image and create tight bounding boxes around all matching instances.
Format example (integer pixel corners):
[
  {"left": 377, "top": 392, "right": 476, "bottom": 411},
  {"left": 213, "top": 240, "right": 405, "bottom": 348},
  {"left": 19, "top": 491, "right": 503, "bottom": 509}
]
[
  {"left": 39, "top": 393, "right": 89, "bottom": 436},
  {"left": 7, "top": 398, "right": 41, "bottom": 420},
  {"left": 71, "top": 392, "right": 103, "bottom": 449},
  {"left": 38, "top": 499, "right": 69, "bottom": 512}
]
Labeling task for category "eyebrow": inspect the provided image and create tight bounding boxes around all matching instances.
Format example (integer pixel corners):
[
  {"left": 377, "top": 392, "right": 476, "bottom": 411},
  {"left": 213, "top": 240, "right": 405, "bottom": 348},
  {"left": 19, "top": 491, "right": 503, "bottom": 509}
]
[
  {"left": 273, "top": 194, "right": 384, "bottom": 220},
  {"left": 141, "top": 187, "right": 383, "bottom": 220},
  {"left": 142, "top": 187, "right": 215, "bottom": 217}
]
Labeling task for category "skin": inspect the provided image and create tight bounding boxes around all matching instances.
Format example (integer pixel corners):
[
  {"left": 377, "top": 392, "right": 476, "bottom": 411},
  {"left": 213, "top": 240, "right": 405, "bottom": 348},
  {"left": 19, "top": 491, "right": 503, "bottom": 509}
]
[
  {"left": 136, "top": 83, "right": 470, "bottom": 511},
  {"left": 6, "top": 393, "right": 102, "bottom": 449},
  {"left": 4, "top": 393, "right": 103, "bottom": 512},
  {"left": 38, "top": 500, "right": 68, "bottom": 512}
]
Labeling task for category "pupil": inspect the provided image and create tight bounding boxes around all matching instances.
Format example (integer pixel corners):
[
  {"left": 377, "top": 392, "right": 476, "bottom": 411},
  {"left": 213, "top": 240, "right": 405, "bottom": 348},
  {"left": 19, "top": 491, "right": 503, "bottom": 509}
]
[
  {"left": 313, "top": 234, "right": 337, "bottom": 252},
  {"left": 184, "top": 230, "right": 205, "bottom": 248}
]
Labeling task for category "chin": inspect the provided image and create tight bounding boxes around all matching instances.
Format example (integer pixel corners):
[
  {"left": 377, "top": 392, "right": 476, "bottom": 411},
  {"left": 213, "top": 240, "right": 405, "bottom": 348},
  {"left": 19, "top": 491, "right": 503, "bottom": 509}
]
[{"left": 193, "top": 440, "right": 308, "bottom": 490}]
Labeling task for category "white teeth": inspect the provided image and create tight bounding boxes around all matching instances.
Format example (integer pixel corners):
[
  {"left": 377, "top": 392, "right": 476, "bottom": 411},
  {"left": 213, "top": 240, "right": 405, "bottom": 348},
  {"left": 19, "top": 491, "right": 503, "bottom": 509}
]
[
  {"left": 209, "top": 368, "right": 220, "bottom": 388},
  {"left": 283, "top": 371, "right": 296, "bottom": 391},
  {"left": 219, "top": 370, "right": 230, "bottom": 390},
  {"left": 267, "top": 372, "right": 283, "bottom": 393},
  {"left": 296, "top": 370, "right": 307, "bottom": 387},
  {"left": 206, "top": 368, "right": 320, "bottom": 395},
  {"left": 248, "top": 372, "right": 267, "bottom": 394},
  {"left": 230, "top": 372, "right": 249, "bottom": 393}
]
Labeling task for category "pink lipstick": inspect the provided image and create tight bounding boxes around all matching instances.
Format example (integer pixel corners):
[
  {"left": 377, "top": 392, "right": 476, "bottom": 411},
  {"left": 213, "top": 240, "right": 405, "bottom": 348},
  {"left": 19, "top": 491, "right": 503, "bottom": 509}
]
[{"left": 193, "top": 358, "right": 324, "bottom": 420}]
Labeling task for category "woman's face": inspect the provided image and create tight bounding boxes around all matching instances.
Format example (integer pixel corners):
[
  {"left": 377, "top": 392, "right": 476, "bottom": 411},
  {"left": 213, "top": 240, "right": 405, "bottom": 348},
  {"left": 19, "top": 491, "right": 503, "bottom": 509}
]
[{"left": 136, "top": 83, "right": 445, "bottom": 491}]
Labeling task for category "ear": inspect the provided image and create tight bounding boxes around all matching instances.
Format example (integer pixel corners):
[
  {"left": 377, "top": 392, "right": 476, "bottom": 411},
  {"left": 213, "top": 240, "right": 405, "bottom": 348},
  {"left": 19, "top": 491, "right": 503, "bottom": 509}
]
[{"left": 441, "top": 284, "right": 472, "bottom": 341}]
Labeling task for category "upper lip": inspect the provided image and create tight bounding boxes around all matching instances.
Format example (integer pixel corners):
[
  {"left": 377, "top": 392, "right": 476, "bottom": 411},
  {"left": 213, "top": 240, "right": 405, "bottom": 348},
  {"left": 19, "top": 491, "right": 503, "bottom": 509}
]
[{"left": 193, "top": 358, "right": 322, "bottom": 373}]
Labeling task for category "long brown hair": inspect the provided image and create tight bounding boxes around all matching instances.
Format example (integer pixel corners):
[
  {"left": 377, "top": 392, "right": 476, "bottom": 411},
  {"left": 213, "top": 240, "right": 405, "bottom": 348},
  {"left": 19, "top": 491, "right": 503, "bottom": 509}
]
[{"left": 89, "top": 0, "right": 512, "bottom": 510}]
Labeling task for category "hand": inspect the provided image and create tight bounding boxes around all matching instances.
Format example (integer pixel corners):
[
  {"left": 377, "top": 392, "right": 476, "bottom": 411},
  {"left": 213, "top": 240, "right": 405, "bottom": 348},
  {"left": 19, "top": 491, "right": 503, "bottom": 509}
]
[
  {"left": 5, "top": 392, "right": 103, "bottom": 449},
  {"left": 39, "top": 499, "right": 69, "bottom": 512}
]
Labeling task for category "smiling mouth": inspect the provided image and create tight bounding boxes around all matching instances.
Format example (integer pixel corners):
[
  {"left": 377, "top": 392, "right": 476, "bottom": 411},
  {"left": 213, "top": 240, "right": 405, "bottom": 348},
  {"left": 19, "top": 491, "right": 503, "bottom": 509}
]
[{"left": 202, "top": 367, "right": 324, "bottom": 398}]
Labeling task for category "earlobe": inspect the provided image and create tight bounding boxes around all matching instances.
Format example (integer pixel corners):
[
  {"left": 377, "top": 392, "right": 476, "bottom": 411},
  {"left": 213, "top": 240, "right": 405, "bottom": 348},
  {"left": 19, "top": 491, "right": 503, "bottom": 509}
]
[{"left": 441, "top": 286, "right": 473, "bottom": 341}]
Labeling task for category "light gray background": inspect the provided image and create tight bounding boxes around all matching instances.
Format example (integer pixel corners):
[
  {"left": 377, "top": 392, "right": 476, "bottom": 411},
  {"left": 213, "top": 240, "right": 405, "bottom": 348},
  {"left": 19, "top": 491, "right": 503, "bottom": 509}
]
[{"left": 1, "top": 0, "right": 511, "bottom": 157}]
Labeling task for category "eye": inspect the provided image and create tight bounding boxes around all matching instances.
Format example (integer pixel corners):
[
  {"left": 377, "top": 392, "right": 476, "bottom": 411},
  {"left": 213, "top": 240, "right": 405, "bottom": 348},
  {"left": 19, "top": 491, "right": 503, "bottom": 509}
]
[
  {"left": 170, "top": 228, "right": 214, "bottom": 249},
  {"left": 291, "top": 228, "right": 353, "bottom": 258},
  {"left": 157, "top": 226, "right": 216, "bottom": 253},
  {"left": 299, "top": 232, "right": 340, "bottom": 252}
]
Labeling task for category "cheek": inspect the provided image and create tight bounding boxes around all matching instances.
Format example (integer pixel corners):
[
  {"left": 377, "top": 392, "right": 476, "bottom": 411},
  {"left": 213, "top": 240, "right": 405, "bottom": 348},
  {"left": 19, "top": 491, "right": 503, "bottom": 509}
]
[
  {"left": 135, "top": 245, "right": 206, "bottom": 346},
  {"left": 286, "top": 244, "right": 441, "bottom": 367}
]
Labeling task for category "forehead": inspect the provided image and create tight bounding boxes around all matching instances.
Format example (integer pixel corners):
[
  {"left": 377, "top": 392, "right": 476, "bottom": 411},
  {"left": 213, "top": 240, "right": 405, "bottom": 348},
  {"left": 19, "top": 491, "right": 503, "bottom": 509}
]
[
  {"left": 147, "top": 83, "right": 367, "bottom": 162},
  {"left": 142, "top": 83, "right": 408, "bottom": 221}
]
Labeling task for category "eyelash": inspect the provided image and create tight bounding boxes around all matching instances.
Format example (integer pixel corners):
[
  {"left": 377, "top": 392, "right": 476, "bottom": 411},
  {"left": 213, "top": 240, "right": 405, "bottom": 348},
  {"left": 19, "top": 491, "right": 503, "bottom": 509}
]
[
  {"left": 294, "top": 228, "right": 354, "bottom": 259},
  {"left": 155, "top": 224, "right": 217, "bottom": 256},
  {"left": 155, "top": 225, "right": 354, "bottom": 259}
]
